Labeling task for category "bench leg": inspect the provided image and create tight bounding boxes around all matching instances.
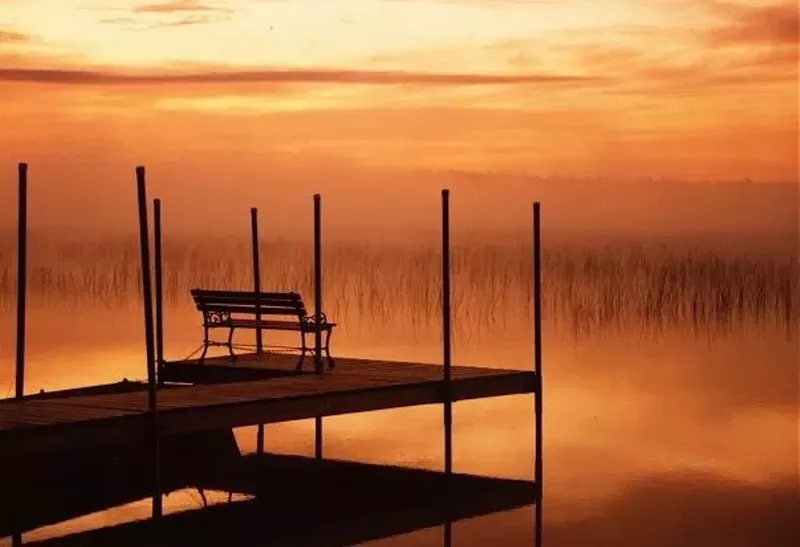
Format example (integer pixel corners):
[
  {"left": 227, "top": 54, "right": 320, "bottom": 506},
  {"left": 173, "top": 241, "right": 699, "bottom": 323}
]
[
  {"left": 296, "top": 330, "right": 307, "bottom": 371},
  {"left": 199, "top": 326, "right": 210, "bottom": 364},
  {"left": 227, "top": 327, "right": 237, "bottom": 361},
  {"left": 324, "top": 328, "right": 335, "bottom": 370}
]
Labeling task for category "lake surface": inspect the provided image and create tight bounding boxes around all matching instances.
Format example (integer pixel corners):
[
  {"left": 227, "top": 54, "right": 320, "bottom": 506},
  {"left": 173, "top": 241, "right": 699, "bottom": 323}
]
[{"left": 0, "top": 234, "right": 797, "bottom": 546}]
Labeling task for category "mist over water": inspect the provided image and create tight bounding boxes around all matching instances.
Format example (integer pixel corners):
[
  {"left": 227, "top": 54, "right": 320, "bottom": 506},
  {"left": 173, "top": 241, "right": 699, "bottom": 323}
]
[{"left": 0, "top": 158, "right": 797, "bottom": 240}]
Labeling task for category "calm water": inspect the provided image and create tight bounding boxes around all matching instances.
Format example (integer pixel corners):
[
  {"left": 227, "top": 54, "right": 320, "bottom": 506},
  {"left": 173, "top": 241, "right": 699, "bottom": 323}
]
[{"left": 0, "top": 235, "right": 797, "bottom": 546}]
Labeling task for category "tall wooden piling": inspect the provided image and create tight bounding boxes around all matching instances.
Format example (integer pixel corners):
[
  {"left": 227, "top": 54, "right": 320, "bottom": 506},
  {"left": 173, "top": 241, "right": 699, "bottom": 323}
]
[
  {"left": 250, "top": 208, "right": 263, "bottom": 354},
  {"left": 251, "top": 207, "right": 265, "bottom": 454},
  {"left": 136, "top": 166, "right": 162, "bottom": 520},
  {"left": 153, "top": 198, "right": 164, "bottom": 385},
  {"left": 313, "top": 194, "right": 323, "bottom": 459},
  {"left": 533, "top": 201, "right": 543, "bottom": 547},
  {"left": 441, "top": 189, "right": 453, "bottom": 547},
  {"left": 441, "top": 189, "right": 452, "bottom": 476},
  {"left": 15, "top": 163, "right": 27, "bottom": 401}
]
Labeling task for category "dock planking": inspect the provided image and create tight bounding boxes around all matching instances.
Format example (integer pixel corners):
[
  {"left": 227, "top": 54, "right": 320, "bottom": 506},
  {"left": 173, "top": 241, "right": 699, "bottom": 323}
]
[{"left": 0, "top": 354, "right": 537, "bottom": 458}]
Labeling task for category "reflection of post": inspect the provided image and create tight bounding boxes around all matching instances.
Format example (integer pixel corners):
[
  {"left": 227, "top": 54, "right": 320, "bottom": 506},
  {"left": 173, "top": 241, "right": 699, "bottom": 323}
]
[
  {"left": 154, "top": 199, "right": 164, "bottom": 386},
  {"left": 533, "top": 201, "right": 543, "bottom": 547},
  {"left": 15, "top": 162, "right": 27, "bottom": 401},
  {"left": 136, "top": 166, "right": 162, "bottom": 521},
  {"left": 313, "top": 194, "right": 323, "bottom": 459},
  {"left": 251, "top": 207, "right": 265, "bottom": 455}
]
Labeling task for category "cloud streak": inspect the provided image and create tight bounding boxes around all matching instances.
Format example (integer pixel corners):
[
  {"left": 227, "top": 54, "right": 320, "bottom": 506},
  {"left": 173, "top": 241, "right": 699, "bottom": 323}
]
[
  {"left": 0, "top": 29, "right": 30, "bottom": 43},
  {"left": 132, "top": 0, "right": 230, "bottom": 14},
  {"left": 91, "top": 0, "right": 233, "bottom": 28},
  {"left": 0, "top": 67, "right": 601, "bottom": 86},
  {"left": 706, "top": 2, "right": 799, "bottom": 46}
]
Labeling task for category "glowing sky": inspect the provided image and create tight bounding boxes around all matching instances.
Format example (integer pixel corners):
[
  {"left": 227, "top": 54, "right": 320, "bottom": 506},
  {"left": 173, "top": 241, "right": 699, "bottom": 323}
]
[{"left": 0, "top": 0, "right": 798, "bottom": 181}]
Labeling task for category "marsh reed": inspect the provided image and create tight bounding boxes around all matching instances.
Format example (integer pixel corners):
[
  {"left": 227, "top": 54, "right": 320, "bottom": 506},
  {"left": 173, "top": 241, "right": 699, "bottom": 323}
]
[{"left": 0, "top": 234, "right": 796, "bottom": 338}]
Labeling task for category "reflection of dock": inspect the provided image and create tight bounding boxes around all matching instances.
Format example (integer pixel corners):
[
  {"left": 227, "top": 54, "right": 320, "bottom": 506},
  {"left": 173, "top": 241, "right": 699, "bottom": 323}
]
[
  {"left": 0, "top": 355, "right": 536, "bottom": 457},
  {"left": 26, "top": 454, "right": 538, "bottom": 547}
]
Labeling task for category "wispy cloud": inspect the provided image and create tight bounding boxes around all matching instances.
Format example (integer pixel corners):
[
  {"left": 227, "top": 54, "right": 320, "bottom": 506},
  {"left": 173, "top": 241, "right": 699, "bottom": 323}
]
[
  {"left": 0, "top": 67, "right": 601, "bottom": 86},
  {"left": 0, "top": 29, "right": 30, "bottom": 43},
  {"left": 132, "top": 0, "right": 230, "bottom": 14},
  {"left": 706, "top": 2, "right": 799, "bottom": 46},
  {"left": 92, "top": 0, "right": 233, "bottom": 28}
]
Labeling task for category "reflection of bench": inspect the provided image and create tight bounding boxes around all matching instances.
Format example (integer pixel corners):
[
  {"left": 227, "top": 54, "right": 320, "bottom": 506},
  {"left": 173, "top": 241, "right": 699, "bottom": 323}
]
[{"left": 190, "top": 289, "right": 336, "bottom": 370}]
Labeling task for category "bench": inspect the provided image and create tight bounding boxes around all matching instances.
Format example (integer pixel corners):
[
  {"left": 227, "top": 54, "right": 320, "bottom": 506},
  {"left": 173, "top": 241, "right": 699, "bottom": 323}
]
[{"left": 190, "top": 289, "right": 336, "bottom": 370}]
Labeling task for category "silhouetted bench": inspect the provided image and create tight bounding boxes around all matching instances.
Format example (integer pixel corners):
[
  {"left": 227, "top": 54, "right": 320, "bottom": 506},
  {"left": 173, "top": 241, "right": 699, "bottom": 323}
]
[{"left": 190, "top": 289, "right": 336, "bottom": 370}]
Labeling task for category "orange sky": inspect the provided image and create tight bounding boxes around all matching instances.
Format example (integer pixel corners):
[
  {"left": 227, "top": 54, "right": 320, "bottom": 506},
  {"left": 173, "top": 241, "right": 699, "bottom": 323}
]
[{"left": 0, "top": 0, "right": 797, "bottom": 183}]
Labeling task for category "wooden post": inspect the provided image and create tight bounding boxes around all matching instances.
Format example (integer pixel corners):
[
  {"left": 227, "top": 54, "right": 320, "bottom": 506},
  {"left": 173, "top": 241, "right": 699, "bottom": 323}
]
[
  {"left": 533, "top": 201, "right": 543, "bottom": 547},
  {"left": 154, "top": 199, "right": 164, "bottom": 386},
  {"left": 313, "top": 194, "right": 323, "bottom": 459},
  {"left": 313, "top": 194, "right": 323, "bottom": 375},
  {"left": 441, "top": 189, "right": 452, "bottom": 477},
  {"left": 136, "top": 166, "right": 162, "bottom": 520},
  {"left": 251, "top": 207, "right": 265, "bottom": 454},
  {"left": 15, "top": 163, "right": 27, "bottom": 401},
  {"left": 441, "top": 189, "right": 453, "bottom": 547},
  {"left": 251, "top": 208, "right": 263, "bottom": 354}
]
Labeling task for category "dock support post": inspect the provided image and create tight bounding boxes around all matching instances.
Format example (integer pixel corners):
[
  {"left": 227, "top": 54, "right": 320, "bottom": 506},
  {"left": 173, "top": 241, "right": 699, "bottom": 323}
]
[
  {"left": 136, "top": 166, "right": 162, "bottom": 521},
  {"left": 251, "top": 208, "right": 265, "bottom": 454},
  {"left": 154, "top": 199, "right": 165, "bottom": 386},
  {"left": 15, "top": 162, "right": 27, "bottom": 401},
  {"left": 313, "top": 194, "right": 323, "bottom": 459},
  {"left": 441, "top": 189, "right": 452, "bottom": 475},
  {"left": 533, "top": 201, "right": 543, "bottom": 547},
  {"left": 12, "top": 163, "right": 28, "bottom": 547},
  {"left": 441, "top": 189, "right": 453, "bottom": 547},
  {"left": 251, "top": 208, "right": 263, "bottom": 354}
]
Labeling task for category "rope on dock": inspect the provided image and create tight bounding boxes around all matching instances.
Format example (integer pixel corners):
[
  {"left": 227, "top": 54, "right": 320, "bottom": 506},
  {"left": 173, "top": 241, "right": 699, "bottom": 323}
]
[
  {"left": 169, "top": 341, "right": 303, "bottom": 364},
  {"left": 176, "top": 344, "right": 205, "bottom": 362}
]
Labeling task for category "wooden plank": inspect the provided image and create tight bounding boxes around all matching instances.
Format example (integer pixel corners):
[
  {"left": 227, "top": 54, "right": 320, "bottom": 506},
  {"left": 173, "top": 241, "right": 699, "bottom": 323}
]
[
  {"left": 191, "top": 289, "right": 301, "bottom": 300},
  {"left": 0, "top": 403, "right": 138, "bottom": 427}
]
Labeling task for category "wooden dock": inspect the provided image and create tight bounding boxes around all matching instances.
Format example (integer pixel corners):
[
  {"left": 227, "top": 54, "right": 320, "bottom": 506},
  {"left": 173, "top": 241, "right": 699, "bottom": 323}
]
[
  {"left": 4, "top": 170, "right": 544, "bottom": 545},
  {"left": 0, "top": 353, "right": 536, "bottom": 458}
]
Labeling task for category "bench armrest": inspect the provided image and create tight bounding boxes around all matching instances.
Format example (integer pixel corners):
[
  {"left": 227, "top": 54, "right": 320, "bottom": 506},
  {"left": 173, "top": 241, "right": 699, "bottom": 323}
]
[
  {"left": 302, "top": 313, "right": 330, "bottom": 327},
  {"left": 203, "top": 309, "right": 231, "bottom": 326}
]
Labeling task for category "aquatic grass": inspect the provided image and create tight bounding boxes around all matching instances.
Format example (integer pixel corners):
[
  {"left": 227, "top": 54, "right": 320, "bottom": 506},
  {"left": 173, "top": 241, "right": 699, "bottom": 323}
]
[{"left": 0, "top": 234, "right": 796, "bottom": 339}]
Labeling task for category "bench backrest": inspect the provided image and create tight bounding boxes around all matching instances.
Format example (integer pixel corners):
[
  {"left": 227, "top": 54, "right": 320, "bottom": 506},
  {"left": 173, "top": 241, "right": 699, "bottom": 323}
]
[{"left": 190, "top": 289, "right": 307, "bottom": 319}]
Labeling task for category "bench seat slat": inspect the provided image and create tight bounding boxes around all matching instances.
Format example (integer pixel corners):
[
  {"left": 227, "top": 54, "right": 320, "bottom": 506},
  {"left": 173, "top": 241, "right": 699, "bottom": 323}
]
[
  {"left": 199, "top": 305, "right": 305, "bottom": 316},
  {"left": 191, "top": 289, "right": 300, "bottom": 299},
  {"left": 222, "top": 319, "right": 336, "bottom": 331},
  {"left": 194, "top": 296, "right": 302, "bottom": 305}
]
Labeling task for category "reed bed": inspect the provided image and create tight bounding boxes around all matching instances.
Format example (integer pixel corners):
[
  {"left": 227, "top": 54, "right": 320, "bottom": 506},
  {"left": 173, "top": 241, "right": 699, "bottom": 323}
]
[{"left": 0, "top": 235, "right": 796, "bottom": 338}]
